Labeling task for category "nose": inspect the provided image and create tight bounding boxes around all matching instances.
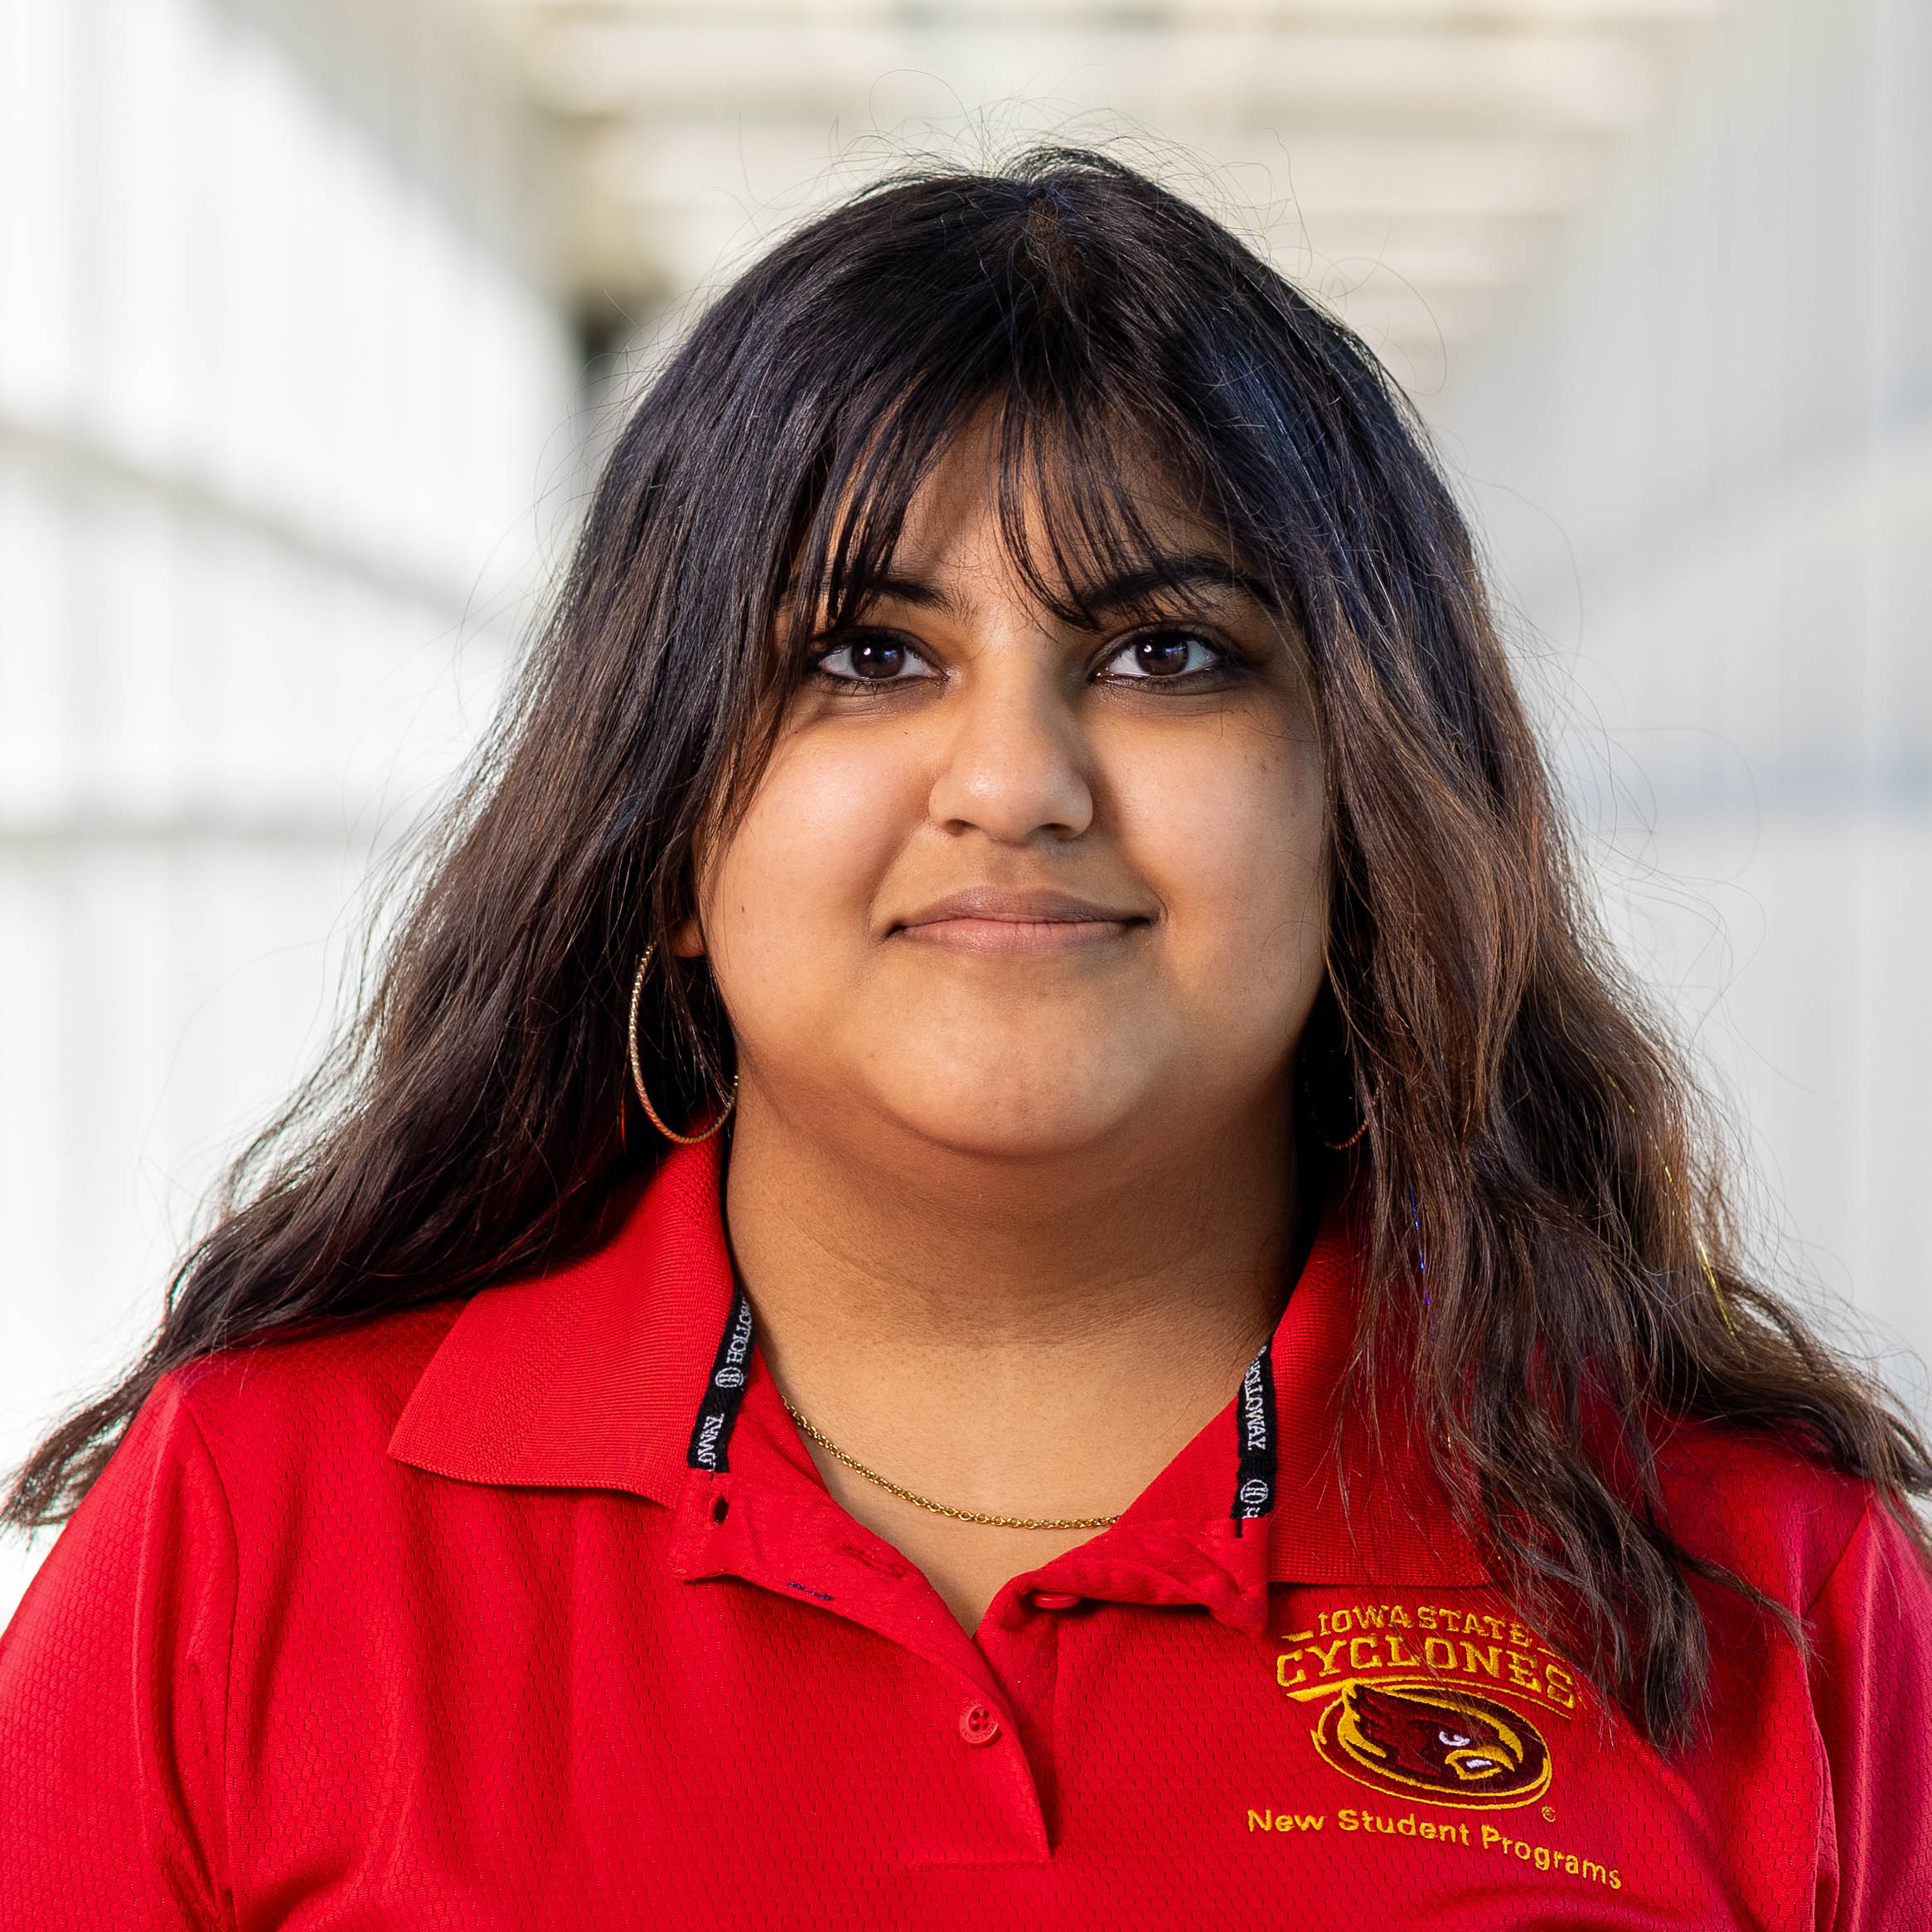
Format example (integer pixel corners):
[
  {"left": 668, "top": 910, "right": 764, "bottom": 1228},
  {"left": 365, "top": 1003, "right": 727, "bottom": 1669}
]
[{"left": 925, "top": 659, "right": 1095, "bottom": 844}]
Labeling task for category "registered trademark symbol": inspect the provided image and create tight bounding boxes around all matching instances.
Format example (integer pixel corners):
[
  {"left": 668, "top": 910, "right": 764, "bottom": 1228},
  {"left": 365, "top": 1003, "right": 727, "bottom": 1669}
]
[{"left": 1542, "top": 1806, "right": 1556, "bottom": 1822}]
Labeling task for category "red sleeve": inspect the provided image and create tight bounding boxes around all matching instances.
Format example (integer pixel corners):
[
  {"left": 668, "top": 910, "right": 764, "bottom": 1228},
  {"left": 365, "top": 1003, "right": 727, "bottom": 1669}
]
[
  {"left": 0, "top": 1378, "right": 235, "bottom": 1929},
  {"left": 1807, "top": 1499, "right": 1932, "bottom": 1930}
]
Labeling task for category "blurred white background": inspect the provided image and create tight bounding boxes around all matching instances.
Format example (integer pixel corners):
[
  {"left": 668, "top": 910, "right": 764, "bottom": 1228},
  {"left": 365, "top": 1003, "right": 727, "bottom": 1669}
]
[{"left": 2, "top": 0, "right": 1926, "bottom": 1618}]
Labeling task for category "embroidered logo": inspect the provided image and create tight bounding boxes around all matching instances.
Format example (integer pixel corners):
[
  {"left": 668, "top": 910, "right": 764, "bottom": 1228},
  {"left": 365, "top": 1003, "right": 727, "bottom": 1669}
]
[
  {"left": 1305, "top": 1678, "right": 1552, "bottom": 1809},
  {"left": 1274, "top": 1600, "right": 1576, "bottom": 1811}
]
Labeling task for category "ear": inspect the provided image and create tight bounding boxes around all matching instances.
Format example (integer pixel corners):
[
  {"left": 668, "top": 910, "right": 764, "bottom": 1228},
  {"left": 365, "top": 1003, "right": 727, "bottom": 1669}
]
[{"left": 669, "top": 913, "right": 705, "bottom": 960}]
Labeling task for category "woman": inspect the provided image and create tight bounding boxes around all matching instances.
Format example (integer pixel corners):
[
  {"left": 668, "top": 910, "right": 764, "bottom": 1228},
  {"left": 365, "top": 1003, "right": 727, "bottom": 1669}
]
[{"left": 3, "top": 151, "right": 1927, "bottom": 1928}]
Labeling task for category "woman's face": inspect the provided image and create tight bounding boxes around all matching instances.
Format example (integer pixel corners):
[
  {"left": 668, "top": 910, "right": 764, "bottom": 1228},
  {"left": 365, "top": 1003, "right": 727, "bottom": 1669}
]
[{"left": 690, "top": 430, "right": 1330, "bottom": 1168}]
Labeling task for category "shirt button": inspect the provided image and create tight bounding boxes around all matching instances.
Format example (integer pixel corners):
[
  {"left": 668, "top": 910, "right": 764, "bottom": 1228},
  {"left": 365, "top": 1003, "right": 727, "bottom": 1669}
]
[
  {"left": 957, "top": 1703, "right": 1001, "bottom": 1746},
  {"left": 1027, "top": 1591, "right": 1082, "bottom": 1611}
]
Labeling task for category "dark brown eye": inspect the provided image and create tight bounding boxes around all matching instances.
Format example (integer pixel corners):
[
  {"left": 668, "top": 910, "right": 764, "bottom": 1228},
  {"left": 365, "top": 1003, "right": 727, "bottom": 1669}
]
[
  {"left": 1105, "top": 631, "right": 1222, "bottom": 680},
  {"left": 849, "top": 639, "right": 906, "bottom": 679},
  {"left": 814, "top": 635, "right": 932, "bottom": 684},
  {"left": 1135, "top": 635, "right": 1194, "bottom": 675}
]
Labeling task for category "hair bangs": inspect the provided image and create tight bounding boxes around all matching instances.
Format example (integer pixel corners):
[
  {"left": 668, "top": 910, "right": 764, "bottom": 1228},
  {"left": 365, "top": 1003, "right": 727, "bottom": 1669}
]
[{"left": 786, "top": 370, "right": 1271, "bottom": 675}]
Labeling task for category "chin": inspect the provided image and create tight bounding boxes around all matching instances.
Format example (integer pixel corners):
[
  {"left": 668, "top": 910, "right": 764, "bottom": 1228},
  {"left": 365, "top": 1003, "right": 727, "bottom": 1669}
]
[{"left": 868, "top": 1061, "right": 1156, "bottom": 1164}]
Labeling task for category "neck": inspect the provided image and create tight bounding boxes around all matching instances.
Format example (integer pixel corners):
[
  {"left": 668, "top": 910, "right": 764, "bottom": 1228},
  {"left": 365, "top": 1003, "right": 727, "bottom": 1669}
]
[
  {"left": 722, "top": 1085, "right": 1295, "bottom": 1627},
  {"left": 728, "top": 1073, "right": 1294, "bottom": 1332}
]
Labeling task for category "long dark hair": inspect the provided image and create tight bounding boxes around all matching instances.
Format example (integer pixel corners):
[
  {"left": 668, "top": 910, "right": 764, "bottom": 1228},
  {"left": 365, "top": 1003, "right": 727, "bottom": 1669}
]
[{"left": 11, "top": 149, "right": 1927, "bottom": 1744}]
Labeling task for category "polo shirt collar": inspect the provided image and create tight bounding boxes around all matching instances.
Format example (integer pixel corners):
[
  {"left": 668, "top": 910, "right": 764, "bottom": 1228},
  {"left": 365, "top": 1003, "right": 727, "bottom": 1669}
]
[
  {"left": 390, "top": 1141, "right": 734, "bottom": 1505},
  {"left": 390, "top": 1140, "right": 1488, "bottom": 1607}
]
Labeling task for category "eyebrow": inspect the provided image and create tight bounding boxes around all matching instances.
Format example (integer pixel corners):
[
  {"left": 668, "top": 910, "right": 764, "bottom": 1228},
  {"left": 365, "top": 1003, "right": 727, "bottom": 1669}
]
[
  {"left": 1073, "top": 555, "right": 1277, "bottom": 620},
  {"left": 854, "top": 552, "right": 1276, "bottom": 627}
]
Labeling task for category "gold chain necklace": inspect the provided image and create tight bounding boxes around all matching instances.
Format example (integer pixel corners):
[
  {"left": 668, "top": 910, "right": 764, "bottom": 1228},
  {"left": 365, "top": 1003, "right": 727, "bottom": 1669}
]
[{"left": 779, "top": 1397, "right": 1121, "bottom": 1531}]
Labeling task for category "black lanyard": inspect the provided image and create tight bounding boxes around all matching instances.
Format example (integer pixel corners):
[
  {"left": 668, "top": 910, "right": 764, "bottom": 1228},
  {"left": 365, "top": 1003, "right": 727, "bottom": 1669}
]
[
  {"left": 1231, "top": 1340, "right": 1279, "bottom": 1531},
  {"left": 687, "top": 1282, "right": 755, "bottom": 1471}
]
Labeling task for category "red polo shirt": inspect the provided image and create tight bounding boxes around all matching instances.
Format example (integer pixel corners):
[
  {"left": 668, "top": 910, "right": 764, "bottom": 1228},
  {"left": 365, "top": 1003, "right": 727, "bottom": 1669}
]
[{"left": 2, "top": 1142, "right": 1928, "bottom": 1928}]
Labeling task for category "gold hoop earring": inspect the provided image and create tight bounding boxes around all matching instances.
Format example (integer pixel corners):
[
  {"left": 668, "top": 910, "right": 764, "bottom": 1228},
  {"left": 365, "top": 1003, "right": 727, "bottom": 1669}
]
[{"left": 627, "top": 944, "right": 738, "bottom": 1145}]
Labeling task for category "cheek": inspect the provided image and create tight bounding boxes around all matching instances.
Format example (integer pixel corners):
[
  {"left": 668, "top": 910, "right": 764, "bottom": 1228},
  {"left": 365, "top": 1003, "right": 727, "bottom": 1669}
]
[
  {"left": 701, "top": 731, "right": 921, "bottom": 999},
  {"left": 1108, "top": 715, "right": 1328, "bottom": 1002}
]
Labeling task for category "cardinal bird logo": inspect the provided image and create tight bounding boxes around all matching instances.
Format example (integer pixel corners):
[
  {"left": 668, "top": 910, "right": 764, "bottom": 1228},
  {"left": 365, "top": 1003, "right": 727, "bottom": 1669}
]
[{"left": 1311, "top": 1679, "right": 1552, "bottom": 1808}]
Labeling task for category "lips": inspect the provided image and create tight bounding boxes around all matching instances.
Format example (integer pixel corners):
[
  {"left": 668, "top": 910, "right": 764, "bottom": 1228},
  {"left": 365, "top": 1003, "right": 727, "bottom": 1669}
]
[{"left": 890, "top": 886, "right": 1153, "bottom": 956}]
